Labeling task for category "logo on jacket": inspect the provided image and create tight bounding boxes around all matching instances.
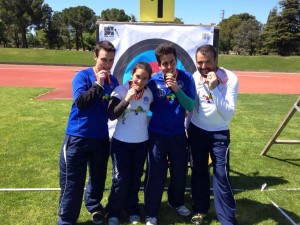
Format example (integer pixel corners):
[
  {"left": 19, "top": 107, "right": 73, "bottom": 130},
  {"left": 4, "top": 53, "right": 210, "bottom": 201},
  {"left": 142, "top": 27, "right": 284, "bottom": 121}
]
[
  {"left": 130, "top": 106, "right": 146, "bottom": 115},
  {"left": 202, "top": 93, "right": 213, "bottom": 103},
  {"left": 157, "top": 88, "right": 166, "bottom": 98},
  {"left": 166, "top": 93, "right": 176, "bottom": 102},
  {"left": 102, "top": 94, "right": 110, "bottom": 101},
  {"left": 143, "top": 96, "right": 150, "bottom": 105}
]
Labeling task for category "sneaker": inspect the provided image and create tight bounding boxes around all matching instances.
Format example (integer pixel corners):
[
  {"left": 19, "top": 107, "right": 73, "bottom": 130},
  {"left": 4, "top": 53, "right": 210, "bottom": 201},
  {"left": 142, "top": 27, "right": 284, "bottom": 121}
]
[
  {"left": 168, "top": 203, "right": 191, "bottom": 216},
  {"left": 145, "top": 217, "right": 157, "bottom": 225},
  {"left": 175, "top": 205, "right": 191, "bottom": 216},
  {"left": 108, "top": 217, "right": 120, "bottom": 225},
  {"left": 129, "top": 215, "right": 140, "bottom": 224},
  {"left": 91, "top": 211, "right": 105, "bottom": 224},
  {"left": 191, "top": 213, "right": 206, "bottom": 225}
]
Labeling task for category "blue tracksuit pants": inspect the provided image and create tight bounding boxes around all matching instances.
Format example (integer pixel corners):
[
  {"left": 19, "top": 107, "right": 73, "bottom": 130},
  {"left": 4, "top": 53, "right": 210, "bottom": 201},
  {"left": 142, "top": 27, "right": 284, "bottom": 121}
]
[
  {"left": 189, "top": 123, "right": 238, "bottom": 225},
  {"left": 58, "top": 135, "right": 110, "bottom": 225},
  {"left": 144, "top": 131, "right": 189, "bottom": 217},
  {"left": 106, "top": 138, "right": 148, "bottom": 218}
]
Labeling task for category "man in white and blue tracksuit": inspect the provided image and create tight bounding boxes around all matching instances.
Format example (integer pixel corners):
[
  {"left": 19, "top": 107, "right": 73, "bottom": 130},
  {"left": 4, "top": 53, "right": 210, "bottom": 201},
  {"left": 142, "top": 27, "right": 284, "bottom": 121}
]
[
  {"left": 188, "top": 44, "right": 239, "bottom": 225},
  {"left": 144, "top": 43, "right": 196, "bottom": 225},
  {"left": 58, "top": 41, "right": 119, "bottom": 225}
]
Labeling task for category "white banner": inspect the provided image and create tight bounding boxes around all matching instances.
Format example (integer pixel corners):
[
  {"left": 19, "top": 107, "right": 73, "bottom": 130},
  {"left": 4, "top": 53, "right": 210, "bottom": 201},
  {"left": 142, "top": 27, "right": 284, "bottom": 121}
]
[{"left": 97, "top": 22, "right": 215, "bottom": 83}]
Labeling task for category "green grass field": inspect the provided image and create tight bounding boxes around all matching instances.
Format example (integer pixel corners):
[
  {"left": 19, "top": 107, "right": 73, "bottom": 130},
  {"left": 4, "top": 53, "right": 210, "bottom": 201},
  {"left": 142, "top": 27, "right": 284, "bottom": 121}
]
[
  {"left": 0, "top": 48, "right": 300, "bottom": 72},
  {"left": 0, "top": 48, "right": 300, "bottom": 224},
  {"left": 0, "top": 87, "right": 299, "bottom": 225}
]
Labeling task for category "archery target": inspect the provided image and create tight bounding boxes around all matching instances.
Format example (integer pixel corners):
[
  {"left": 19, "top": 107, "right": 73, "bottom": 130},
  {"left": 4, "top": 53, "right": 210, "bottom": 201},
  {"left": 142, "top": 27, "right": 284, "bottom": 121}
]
[{"left": 97, "top": 22, "right": 215, "bottom": 84}]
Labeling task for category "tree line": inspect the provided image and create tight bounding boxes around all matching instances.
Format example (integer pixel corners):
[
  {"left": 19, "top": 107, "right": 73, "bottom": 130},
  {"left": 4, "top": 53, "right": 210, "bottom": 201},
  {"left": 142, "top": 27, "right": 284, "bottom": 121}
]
[
  {"left": 0, "top": 0, "right": 299, "bottom": 56},
  {"left": 219, "top": 0, "right": 300, "bottom": 56}
]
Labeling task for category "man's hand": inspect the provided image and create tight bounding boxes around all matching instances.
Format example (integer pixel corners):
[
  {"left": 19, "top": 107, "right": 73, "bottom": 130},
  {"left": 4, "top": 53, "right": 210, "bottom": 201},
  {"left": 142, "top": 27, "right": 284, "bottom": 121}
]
[
  {"left": 166, "top": 77, "right": 179, "bottom": 92},
  {"left": 206, "top": 71, "right": 217, "bottom": 90},
  {"left": 96, "top": 70, "right": 109, "bottom": 86}
]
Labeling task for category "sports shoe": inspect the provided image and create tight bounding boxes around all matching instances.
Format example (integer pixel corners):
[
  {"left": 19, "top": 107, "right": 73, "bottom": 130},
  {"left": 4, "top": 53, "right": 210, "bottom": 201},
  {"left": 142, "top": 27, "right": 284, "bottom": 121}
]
[
  {"left": 129, "top": 215, "right": 140, "bottom": 224},
  {"left": 108, "top": 217, "right": 120, "bottom": 225},
  {"left": 175, "top": 205, "right": 191, "bottom": 216},
  {"left": 91, "top": 211, "right": 105, "bottom": 224},
  {"left": 191, "top": 213, "right": 206, "bottom": 225},
  {"left": 145, "top": 216, "right": 157, "bottom": 225},
  {"left": 168, "top": 203, "right": 191, "bottom": 216}
]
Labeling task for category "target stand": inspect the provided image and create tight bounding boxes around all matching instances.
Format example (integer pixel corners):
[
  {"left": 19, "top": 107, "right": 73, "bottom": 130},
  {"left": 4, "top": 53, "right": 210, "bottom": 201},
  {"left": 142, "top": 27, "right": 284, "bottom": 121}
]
[{"left": 261, "top": 96, "right": 300, "bottom": 156}]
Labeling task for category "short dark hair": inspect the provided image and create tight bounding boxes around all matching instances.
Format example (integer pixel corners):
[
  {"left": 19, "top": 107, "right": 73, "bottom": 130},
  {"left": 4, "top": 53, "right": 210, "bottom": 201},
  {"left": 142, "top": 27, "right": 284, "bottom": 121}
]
[
  {"left": 132, "top": 62, "right": 153, "bottom": 79},
  {"left": 155, "top": 43, "right": 177, "bottom": 65},
  {"left": 195, "top": 44, "right": 217, "bottom": 61},
  {"left": 94, "top": 41, "right": 116, "bottom": 57}
]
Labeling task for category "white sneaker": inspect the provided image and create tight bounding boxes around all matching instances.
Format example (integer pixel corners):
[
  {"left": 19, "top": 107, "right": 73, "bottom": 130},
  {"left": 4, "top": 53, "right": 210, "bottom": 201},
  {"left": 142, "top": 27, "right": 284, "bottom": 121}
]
[
  {"left": 129, "top": 215, "right": 140, "bottom": 224},
  {"left": 191, "top": 213, "right": 206, "bottom": 225},
  {"left": 91, "top": 211, "right": 104, "bottom": 224},
  {"left": 108, "top": 217, "right": 119, "bottom": 225},
  {"left": 145, "top": 217, "right": 157, "bottom": 225},
  {"left": 175, "top": 205, "right": 191, "bottom": 216}
]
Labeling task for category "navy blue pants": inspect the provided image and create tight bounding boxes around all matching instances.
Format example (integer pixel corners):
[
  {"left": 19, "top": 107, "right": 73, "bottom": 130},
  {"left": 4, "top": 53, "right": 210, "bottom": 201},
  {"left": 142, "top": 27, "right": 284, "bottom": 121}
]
[
  {"left": 58, "top": 135, "right": 110, "bottom": 225},
  {"left": 189, "top": 123, "right": 238, "bottom": 225},
  {"left": 144, "top": 131, "right": 189, "bottom": 217},
  {"left": 106, "top": 138, "right": 148, "bottom": 218}
]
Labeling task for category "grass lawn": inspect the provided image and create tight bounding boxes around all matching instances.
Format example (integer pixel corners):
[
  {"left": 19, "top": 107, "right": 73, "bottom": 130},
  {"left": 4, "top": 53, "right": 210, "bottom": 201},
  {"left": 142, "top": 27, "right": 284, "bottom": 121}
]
[
  {"left": 0, "top": 87, "right": 299, "bottom": 224},
  {"left": 0, "top": 48, "right": 300, "bottom": 72}
]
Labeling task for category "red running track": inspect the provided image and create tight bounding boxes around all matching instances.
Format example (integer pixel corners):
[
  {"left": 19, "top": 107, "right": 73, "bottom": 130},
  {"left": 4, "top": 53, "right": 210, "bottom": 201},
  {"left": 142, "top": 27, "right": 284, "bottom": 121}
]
[{"left": 0, "top": 64, "right": 299, "bottom": 100}]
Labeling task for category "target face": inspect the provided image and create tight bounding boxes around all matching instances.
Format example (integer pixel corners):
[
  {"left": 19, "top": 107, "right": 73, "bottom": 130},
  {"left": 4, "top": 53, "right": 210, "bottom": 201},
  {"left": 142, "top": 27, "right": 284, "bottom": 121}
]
[
  {"left": 114, "top": 38, "right": 196, "bottom": 83},
  {"left": 97, "top": 22, "right": 215, "bottom": 84}
]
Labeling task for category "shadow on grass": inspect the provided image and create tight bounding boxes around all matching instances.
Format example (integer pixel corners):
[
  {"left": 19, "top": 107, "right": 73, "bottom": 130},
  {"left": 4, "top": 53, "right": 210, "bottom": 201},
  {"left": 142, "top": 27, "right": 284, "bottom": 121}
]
[
  {"left": 230, "top": 169, "right": 289, "bottom": 191},
  {"left": 76, "top": 198, "right": 195, "bottom": 225},
  {"left": 236, "top": 198, "right": 300, "bottom": 225},
  {"left": 264, "top": 155, "right": 300, "bottom": 167},
  {"left": 75, "top": 192, "right": 300, "bottom": 225},
  {"left": 77, "top": 222, "right": 94, "bottom": 225},
  {"left": 77, "top": 169, "right": 293, "bottom": 224}
]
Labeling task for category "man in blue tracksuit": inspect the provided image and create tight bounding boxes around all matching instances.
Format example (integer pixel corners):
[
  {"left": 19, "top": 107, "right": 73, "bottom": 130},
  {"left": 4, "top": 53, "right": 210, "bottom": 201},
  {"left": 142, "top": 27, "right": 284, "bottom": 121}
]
[
  {"left": 58, "top": 41, "right": 119, "bottom": 225},
  {"left": 144, "top": 43, "right": 196, "bottom": 225}
]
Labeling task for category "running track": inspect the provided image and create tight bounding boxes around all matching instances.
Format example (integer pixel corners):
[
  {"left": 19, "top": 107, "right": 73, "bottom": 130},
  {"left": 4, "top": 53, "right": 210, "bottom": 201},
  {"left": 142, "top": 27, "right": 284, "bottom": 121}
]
[{"left": 0, "top": 64, "right": 299, "bottom": 100}]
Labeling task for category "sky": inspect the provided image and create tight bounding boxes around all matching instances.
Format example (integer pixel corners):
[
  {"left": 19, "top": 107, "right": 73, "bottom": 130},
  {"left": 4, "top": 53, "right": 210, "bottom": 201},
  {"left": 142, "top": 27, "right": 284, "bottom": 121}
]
[{"left": 43, "top": 0, "right": 281, "bottom": 25}]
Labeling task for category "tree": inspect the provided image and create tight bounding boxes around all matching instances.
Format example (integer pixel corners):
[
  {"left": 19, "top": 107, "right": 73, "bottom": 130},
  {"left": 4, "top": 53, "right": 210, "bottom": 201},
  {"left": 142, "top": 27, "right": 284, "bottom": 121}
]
[
  {"left": 262, "top": 0, "right": 300, "bottom": 55},
  {"left": 6, "top": 24, "right": 21, "bottom": 47},
  {"left": 27, "top": 32, "right": 39, "bottom": 47},
  {"left": 233, "top": 18, "right": 262, "bottom": 55},
  {"left": 218, "top": 13, "right": 256, "bottom": 54},
  {"left": 42, "top": 4, "right": 55, "bottom": 49},
  {"left": 174, "top": 17, "right": 184, "bottom": 24},
  {"left": 0, "top": 20, "right": 7, "bottom": 47},
  {"left": 277, "top": 0, "right": 300, "bottom": 55},
  {"left": 0, "top": 0, "right": 50, "bottom": 48},
  {"left": 83, "top": 31, "right": 96, "bottom": 51},
  {"left": 130, "top": 14, "right": 137, "bottom": 22},
  {"left": 52, "top": 12, "right": 72, "bottom": 49},
  {"left": 100, "top": 8, "right": 133, "bottom": 22},
  {"left": 42, "top": 10, "right": 69, "bottom": 49},
  {"left": 260, "top": 8, "right": 281, "bottom": 54},
  {"left": 62, "top": 6, "right": 96, "bottom": 50}
]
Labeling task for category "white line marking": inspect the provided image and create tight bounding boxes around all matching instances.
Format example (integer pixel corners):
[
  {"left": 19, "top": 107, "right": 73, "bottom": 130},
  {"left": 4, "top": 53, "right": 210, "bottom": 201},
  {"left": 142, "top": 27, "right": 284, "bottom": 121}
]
[
  {"left": 237, "top": 74, "right": 270, "bottom": 78},
  {"left": 0, "top": 67, "right": 80, "bottom": 71},
  {"left": 269, "top": 199, "right": 297, "bottom": 225},
  {"left": 1, "top": 186, "right": 299, "bottom": 192},
  {"left": 261, "top": 183, "right": 298, "bottom": 225}
]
